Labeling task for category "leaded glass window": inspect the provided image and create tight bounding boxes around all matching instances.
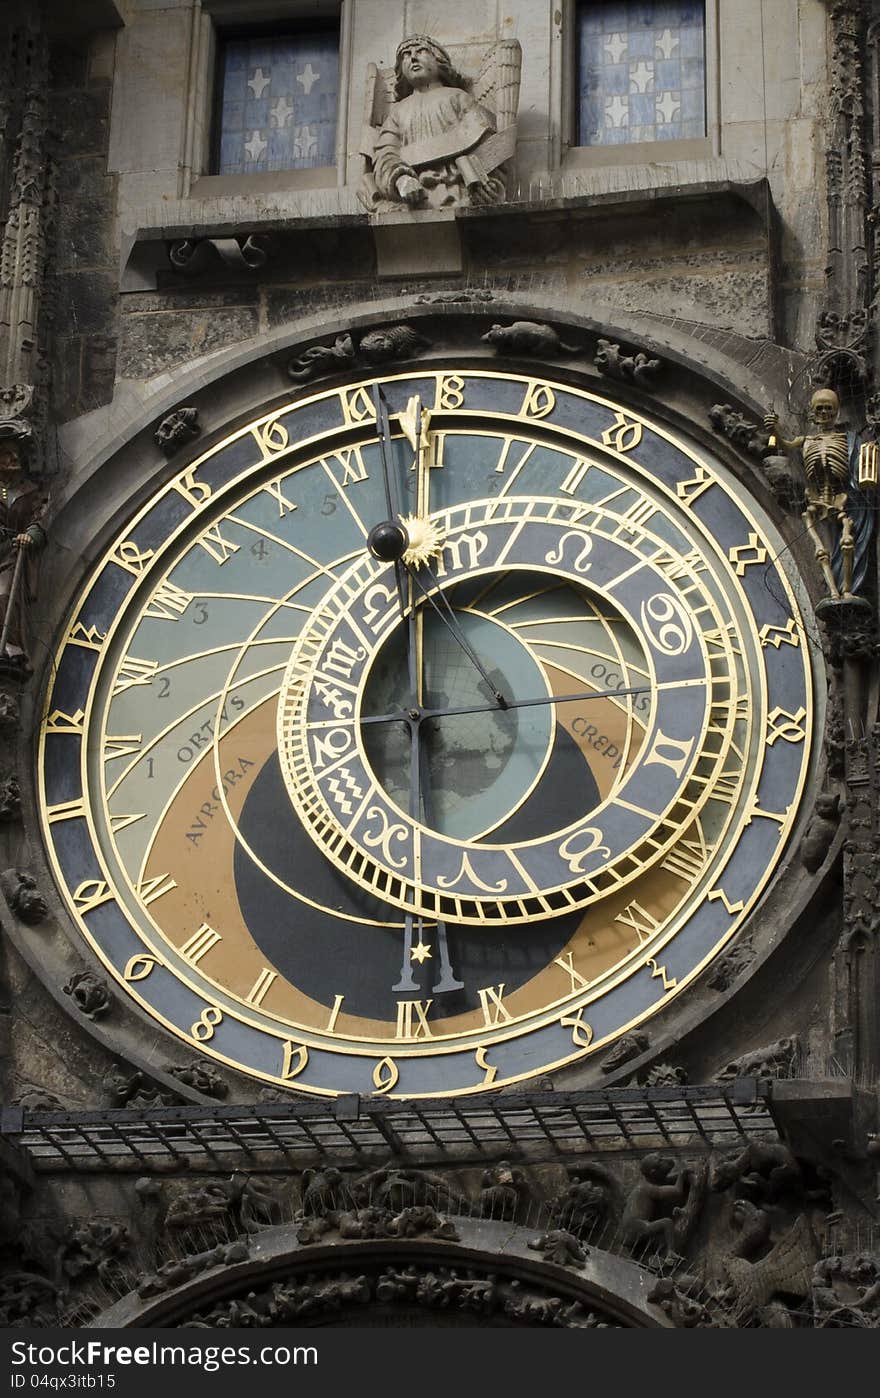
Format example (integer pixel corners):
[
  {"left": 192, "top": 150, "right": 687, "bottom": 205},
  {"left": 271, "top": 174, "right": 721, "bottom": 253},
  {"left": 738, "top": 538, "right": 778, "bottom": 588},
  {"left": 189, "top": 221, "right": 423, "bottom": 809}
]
[
  {"left": 215, "top": 30, "right": 339, "bottom": 175},
  {"left": 575, "top": 2, "right": 706, "bottom": 148}
]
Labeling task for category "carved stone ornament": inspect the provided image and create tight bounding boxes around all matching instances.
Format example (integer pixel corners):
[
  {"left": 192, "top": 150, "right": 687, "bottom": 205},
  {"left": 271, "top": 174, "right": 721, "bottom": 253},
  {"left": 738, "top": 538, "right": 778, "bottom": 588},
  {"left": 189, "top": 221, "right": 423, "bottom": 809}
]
[
  {"left": 715, "top": 1036, "right": 800, "bottom": 1081},
  {"left": 168, "top": 235, "right": 270, "bottom": 275},
  {"left": 1, "top": 867, "right": 49, "bottom": 924},
  {"left": 0, "top": 690, "right": 20, "bottom": 731},
  {"left": 479, "top": 1160, "right": 530, "bottom": 1218},
  {"left": 708, "top": 403, "right": 769, "bottom": 459},
  {"left": 165, "top": 1059, "right": 228, "bottom": 1099},
  {"left": 137, "top": 1241, "right": 250, "bottom": 1299},
  {"left": 0, "top": 773, "right": 20, "bottom": 821},
  {"left": 600, "top": 1031, "right": 650, "bottom": 1073},
  {"left": 547, "top": 1166, "right": 617, "bottom": 1235},
  {"left": 527, "top": 1230, "right": 587, "bottom": 1268},
  {"left": 640, "top": 1063, "right": 688, "bottom": 1087},
  {"left": 481, "top": 321, "right": 580, "bottom": 357},
  {"left": 801, "top": 792, "right": 843, "bottom": 872},
  {"left": 621, "top": 1155, "right": 707, "bottom": 1259},
  {"left": 593, "top": 338, "right": 661, "bottom": 385},
  {"left": 287, "top": 325, "right": 430, "bottom": 383},
  {"left": 154, "top": 406, "right": 201, "bottom": 457},
  {"left": 706, "top": 934, "right": 755, "bottom": 992},
  {"left": 414, "top": 289, "right": 494, "bottom": 304},
  {"left": 62, "top": 969, "right": 111, "bottom": 1021},
  {"left": 359, "top": 35, "right": 522, "bottom": 212},
  {"left": 103, "top": 1064, "right": 174, "bottom": 1109}
]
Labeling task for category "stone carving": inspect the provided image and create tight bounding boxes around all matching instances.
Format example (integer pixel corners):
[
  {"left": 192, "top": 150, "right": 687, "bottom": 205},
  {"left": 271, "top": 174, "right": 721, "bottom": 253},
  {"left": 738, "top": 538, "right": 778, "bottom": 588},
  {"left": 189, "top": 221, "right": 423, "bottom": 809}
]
[
  {"left": 0, "top": 1272, "right": 59, "bottom": 1328},
  {"left": 641, "top": 1063, "right": 688, "bottom": 1087},
  {"left": 481, "top": 321, "right": 580, "bottom": 357},
  {"left": 0, "top": 690, "right": 20, "bottom": 731},
  {"left": 414, "top": 289, "right": 494, "bottom": 304},
  {"left": 706, "top": 934, "right": 755, "bottom": 992},
  {"left": 600, "top": 1031, "right": 650, "bottom": 1074},
  {"left": 57, "top": 1222, "right": 129, "bottom": 1286},
  {"left": 300, "top": 1166, "right": 348, "bottom": 1217},
  {"left": 720, "top": 1200, "right": 815, "bottom": 1325},
  {"left": 0, "top": 27, "right": 56, "bottom": 477},
  {"left": 165, "top": 1059, "right": 228, "bottom": 1099},
  {"left": 13, "top": 1084, "right": 64, "bottom": 1111},
  {"left": 359, "top": 325, "right": 430, "bottom": 364},
  {"left": 102, "top": 1064, "right": 173, "bottom": 1109},
  {"left": 621, "top": 1155, "right": 708, "bottom": 1258},
  {"left": 764, "top": 390, "right": 876, "bottom": 602},
  {"left": 180, "top": 1263, "right": 625, "bottom": 1329},
  {"left": 711, "top": 1141, "right": 802, "bottom": 1203},
  {"left": 287, "top": 334, "right": 356, "bottom": 382},
  {"left": 359, "top": 35, "right": 522, "bottom": 212},
  {"left": 137, "top": 1240, "right": 249, "bottom": 1299},
  {"left": 154, "top": 407, "right": 200, "bottom": 457},
  {"left": 716, "top": 1036, "right": 800, "bottom": 1081},
  {"left": 527, "top": 1230, "right": 586, "bottom": 1268},
  {"left": 287, "top": 325, "right": 430, "bottom": 383},
  {"left": 708, "top": 403, "right": 769, "bottom": 460},
  {"left": 801, "top": 792, "right": 843, "bottom": 872},
  {"left": 0, "top": 436, "right": 49, "bottom": 674},
  {"left": 593, "top": 338, "right": 661, "bottom": 385},
  {"left": 386, "top": 1205, "right": 459, "bottom": 1240},
  {"left": 479, "top": 1160, "right": 529, "bottom": 1217},
  {"left": 648, "top": 1275, "right": 715, "bottom": 1328},
  {"left": 0, "top": 773, "right": 20, "bottom": 820},
  {"left": 547, "top": 1165, "right": 617, "bottom": 1234},
  {"left": 348, "top": 1163, "right": 468, "bottom": 1214},
  {"left": 1, "top": 868, "right": 49, "bottom": 924},
  {"left": 168, "top": 235, "right": 270, "bottom": 275},
  {"left": 812, "top": 1252, "right": 880, "bottom": 1327},
  {"left": 62, "top": 970, "right": 111, "bottom": 1020}
]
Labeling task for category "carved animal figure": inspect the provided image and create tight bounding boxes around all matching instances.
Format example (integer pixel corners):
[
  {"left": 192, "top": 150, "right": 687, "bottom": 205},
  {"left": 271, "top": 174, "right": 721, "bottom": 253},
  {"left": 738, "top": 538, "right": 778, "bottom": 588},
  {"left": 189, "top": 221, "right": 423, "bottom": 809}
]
[
  {"left": 721, "top": 1199, "right": 815, "bottom": 1325},
  {"left": 481, "top": 321, "right": 581, "bottom": 357},
  {"left": 716, "top": 1036, "right": 799, "bottom": 1081},
  {"left": 801, "top": 792, "right": 841, "bottom": 872},
  {"left": 358, "top": 325, "right": 430, "bottom": 363},
  {"left": 480, "top": 1159, "right": 528, "bottom": 1216},
  {"left": 711, "top": 1141, "right": 802, "bottom": 1202},
  {"left": 621, "top": 1154, "right": 690, "bottom": 1256}
]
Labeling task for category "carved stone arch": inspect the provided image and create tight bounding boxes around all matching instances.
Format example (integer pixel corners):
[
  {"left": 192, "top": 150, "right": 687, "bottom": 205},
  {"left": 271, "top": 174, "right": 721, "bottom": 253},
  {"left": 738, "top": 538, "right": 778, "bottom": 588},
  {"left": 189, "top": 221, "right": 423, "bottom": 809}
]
[{"left": 88, "top": 1220, "right": 672, "bottom": 1329}]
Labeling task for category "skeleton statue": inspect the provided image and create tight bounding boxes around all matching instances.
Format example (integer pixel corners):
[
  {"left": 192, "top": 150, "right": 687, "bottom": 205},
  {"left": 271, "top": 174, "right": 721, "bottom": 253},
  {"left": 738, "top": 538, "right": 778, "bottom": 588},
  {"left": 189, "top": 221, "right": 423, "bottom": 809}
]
[
  {"left": 359, "top": 35, "right": 522, "bottom": 212},
  {"left": 764, "top": 390, "right": 875, "bottom": 601}
]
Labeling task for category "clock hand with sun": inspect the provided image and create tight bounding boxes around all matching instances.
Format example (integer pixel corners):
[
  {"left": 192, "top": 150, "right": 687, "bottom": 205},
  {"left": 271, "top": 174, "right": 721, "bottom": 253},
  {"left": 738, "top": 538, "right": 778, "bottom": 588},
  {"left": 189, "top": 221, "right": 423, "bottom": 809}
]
[{"left": 368, "top": 388, "right": 463, "bottom": 993}]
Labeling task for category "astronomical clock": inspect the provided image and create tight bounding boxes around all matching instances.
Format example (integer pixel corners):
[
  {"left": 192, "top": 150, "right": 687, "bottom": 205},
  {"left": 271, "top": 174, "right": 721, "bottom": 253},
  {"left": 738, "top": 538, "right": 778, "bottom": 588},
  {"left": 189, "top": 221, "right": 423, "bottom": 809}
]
[{"left": 38, "top": 368, "right": 814, "bottom": 1098}]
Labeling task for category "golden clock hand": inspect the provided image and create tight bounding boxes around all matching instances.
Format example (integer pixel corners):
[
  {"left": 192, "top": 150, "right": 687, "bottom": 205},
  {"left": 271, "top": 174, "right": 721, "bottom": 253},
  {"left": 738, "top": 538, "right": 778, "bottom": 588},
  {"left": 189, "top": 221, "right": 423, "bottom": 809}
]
[{"left": 405, "top": 560, "right": 508, "bottom": 708}]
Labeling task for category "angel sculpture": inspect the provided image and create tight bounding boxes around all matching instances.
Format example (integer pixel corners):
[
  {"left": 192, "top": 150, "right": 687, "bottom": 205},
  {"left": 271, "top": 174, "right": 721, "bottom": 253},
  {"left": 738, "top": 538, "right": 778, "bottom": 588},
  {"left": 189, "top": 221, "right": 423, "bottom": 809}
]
[{"left": 359, "top": 34, "right": 522, "bottom": 212}]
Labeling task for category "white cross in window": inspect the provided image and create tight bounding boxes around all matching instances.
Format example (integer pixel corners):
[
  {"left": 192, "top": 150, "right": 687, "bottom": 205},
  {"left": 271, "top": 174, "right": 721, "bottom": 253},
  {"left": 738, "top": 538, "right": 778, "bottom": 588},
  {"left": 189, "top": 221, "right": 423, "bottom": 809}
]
[
  {"left": 296, "top": 62, "right": 320, "bottom": 95},
  {"left": 655, "top": 28, "right": 680, "bottom": 61},
  {"left": 605, "top": 94, "right": 629, "bottom": 127},
  {"left": 271, "top": 96, "right": 294, "bottom": 127},
  {"left": 629, "top": 61, "right": 654, "bottom": 93},
  {"left": 656, "top": 90, "right": 681, "bottom": 124},
  {"left": 603, "top": 32, "right": 628, "bottom": 65},
  {"left": 248, "top": 67, "right": 270, "bottom": 99},
  {"left": 293, "top": 123, "right": 318, "bottom": 159},
  {"left": 244, "top": 129, "right": 267, "bottom": 161}
]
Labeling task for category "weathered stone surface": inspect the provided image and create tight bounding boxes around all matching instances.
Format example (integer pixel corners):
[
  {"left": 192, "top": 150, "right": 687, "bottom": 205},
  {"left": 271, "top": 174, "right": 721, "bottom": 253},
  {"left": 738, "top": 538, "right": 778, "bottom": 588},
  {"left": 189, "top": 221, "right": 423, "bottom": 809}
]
[{"left": 118, "top": 307, "right": 260, "bottom": 378}]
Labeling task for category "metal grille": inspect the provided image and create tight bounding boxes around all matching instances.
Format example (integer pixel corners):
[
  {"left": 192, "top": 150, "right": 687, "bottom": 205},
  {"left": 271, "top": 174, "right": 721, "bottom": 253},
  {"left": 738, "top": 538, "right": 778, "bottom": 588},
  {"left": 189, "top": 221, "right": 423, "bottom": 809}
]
[{"left": 1, "top": 1081, "right": 774, "bottom": 1172}]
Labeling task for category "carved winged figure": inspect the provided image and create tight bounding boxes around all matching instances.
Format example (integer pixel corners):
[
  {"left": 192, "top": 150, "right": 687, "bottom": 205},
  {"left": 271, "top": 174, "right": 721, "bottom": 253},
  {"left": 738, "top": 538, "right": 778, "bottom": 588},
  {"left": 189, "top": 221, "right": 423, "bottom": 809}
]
[
  {"left": 722, "top": 1201, "right": 815, "bottom": 1325},
  {"left": 359, "top": 34, "right": 522, "bottom": 212}
]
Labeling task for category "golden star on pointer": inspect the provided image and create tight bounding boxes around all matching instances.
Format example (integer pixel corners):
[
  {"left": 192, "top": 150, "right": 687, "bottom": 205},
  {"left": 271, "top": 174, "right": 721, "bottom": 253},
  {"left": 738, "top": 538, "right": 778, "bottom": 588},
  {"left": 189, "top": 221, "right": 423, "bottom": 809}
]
[{"left": 410, "top": 941, "right": 432, "bottom": 964}]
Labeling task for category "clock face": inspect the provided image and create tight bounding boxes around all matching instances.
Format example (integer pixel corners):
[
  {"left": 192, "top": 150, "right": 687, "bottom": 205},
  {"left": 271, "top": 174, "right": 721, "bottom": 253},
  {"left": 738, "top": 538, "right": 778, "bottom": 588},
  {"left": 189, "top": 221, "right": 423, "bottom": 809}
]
[{"left": 39, "top": 369, "right": 814, "bottom": 1097}]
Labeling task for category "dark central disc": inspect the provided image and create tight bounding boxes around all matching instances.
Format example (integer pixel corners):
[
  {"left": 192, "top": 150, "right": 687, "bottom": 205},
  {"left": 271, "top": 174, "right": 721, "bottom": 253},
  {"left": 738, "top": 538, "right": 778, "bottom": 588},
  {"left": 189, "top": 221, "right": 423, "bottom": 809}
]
[{"left": 368, "top": 519, "right": 408, "bottom": 562}]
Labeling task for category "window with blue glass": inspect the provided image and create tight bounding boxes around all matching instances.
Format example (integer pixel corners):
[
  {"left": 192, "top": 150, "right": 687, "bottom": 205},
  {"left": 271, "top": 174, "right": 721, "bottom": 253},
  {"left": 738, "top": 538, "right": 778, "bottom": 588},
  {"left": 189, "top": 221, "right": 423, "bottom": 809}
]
[
  {"left": 575, "top": 2, "right": 706, "bottom": 148},
  {"left": 214, "top": 28, "right": 339, "bottom": 175}
]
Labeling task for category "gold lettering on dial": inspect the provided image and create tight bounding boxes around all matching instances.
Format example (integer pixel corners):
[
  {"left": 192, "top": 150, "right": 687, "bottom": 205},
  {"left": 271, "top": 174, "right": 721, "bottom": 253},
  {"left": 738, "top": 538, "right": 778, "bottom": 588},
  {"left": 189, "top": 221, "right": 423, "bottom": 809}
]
[
  {"left": 136, "top": 873, "right": 178, "bottom": 905},
  {"left": 558, "top": 826, "right": 610, "bottom": 873},
  {"left": 601, "top": 411, "right": 642, "bottom": 453},
  {"left": 478, "top": 984, "right": 512, "bottom": 1027},
  {"left": 322, "top": 638, "right": 366, "bottom": 682},
  {"left": 554, "top": 951, "right": 589, "bottom": 993},
  {"left": 328, "top": 447, "right": 369, "bottom": 488},
  {"left": 643, "top": 729, "right": 696, "bottom": 779},
  {"left": 436, "top": 852, "right": 507, "bottom": 893},
  {"left": 662, "top": 838, "right": 710, "bottom": 882},
  {"left": 436, "top": 531, "right": 489, "bottom": 576},
  {"left": 759, "top": 619, "right": 800, "bottom": 649},
  {"left": 395, "top": 999, "right": 433, "bottom": 1040},
  {"left": 560, "top": 457, "right": 591, "bottom": 495},
  {"left": 728, "top": 533, "right": 768, "bottom": 575},
  {"left": 198, "top": 522, "right": 240, "bottom": 565},
  {"left": 72, "top": 879, "right": 114, "bottom": 914},
  {"left": 520, "top": 381, "right": 556, "bottom": 419},
  {"left": 615, "top": 900, "right": 660, "bottom": 944},
  {"left": 103, "top": 733, "right": 143, "bottom": 761},
  {"left": 123, "top": 954, "right": 160, "bottom": 982},
  {"left": 46, "top": 709, "right": 85, "bottom": 734},
  {"left": 179, "top": 923, "right": 222, "bottom": 965},
  {"left": 109, "top": 540, "right": 154, "bottom": 575},
  {"left": 66, "top": 621, "right": 106, "bottom": 650},
  {"left": 475, "top": 1046, "right": 498, "bottom": 1085},
  {"left": 372, "top": 1056, "right": 399, "bottom": 1093},
  {"left": 46, "top": 797, "right": 86, "bottom": 824},
  {"left": 435, "top": 374, "right": 465, "bottom": 411},
  {"left": 340, "top": 385, "right": 375, "bottom": 425},
  {"left": 173, "top": 467, "right": 212, "bottom": 508},
  {"left": 192, "top": 1006, "right": 223, "bottom": 1041},
  {"left": 560, "top": 1007, "right": 594, "bottom": 1047},
  {"left": 251, "top": 417, "right": 290, "bottom": 460},
  {"left": 648, "top": 959, "right": 677, "bottom": 992},
  {"left": 144, "top": 581, "right": 193, "bottom": 620},
  {"left": 766, "top": 706, "right": 807, "bottom": 745},
  {"left": 707, "top": 887, "right": 745, "bottom": 915},
  {"left": 246, "top": 967, "right": 277, "bottom": 1007},
  {"left": 109, "top": 812, "right": 146, "bottom": 834},
  {"left": 326, "top": 994, "right": 345, "bottom": 1033},
  {"left": 113, "top": 655, "right": 159, "bottom": 695},
  {"left": 281, "top": 1040, "right": 309, "bottom": 1079},
  {"left": 675, "top": 465, "right": 714, "bottom": 505},
  {"left": 362, "top": 807, "right": 409, "bottom": 868},
  {"left": 263, "top": 480, "right": 297, "bottom": 517},
  {"left": 544, "top": 530, "right": 592, "bottom": 573}
]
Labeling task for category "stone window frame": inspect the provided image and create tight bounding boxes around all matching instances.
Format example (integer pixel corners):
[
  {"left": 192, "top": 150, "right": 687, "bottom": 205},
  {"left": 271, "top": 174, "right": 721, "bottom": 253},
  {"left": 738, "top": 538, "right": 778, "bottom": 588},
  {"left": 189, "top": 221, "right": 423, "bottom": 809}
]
[
  {"left": 183, "top": 0, "right": 353, "bottom": 200},
  {"left": 552, "top": 0, "right": 720, "bottom": 170}
]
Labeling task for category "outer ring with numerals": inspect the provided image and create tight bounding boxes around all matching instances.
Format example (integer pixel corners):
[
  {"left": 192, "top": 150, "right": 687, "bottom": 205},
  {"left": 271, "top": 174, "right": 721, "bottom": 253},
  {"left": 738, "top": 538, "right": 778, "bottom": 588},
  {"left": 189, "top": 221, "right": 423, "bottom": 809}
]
[{"left": 37, "top": 368, "right": 815, "bottom": 1098}]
